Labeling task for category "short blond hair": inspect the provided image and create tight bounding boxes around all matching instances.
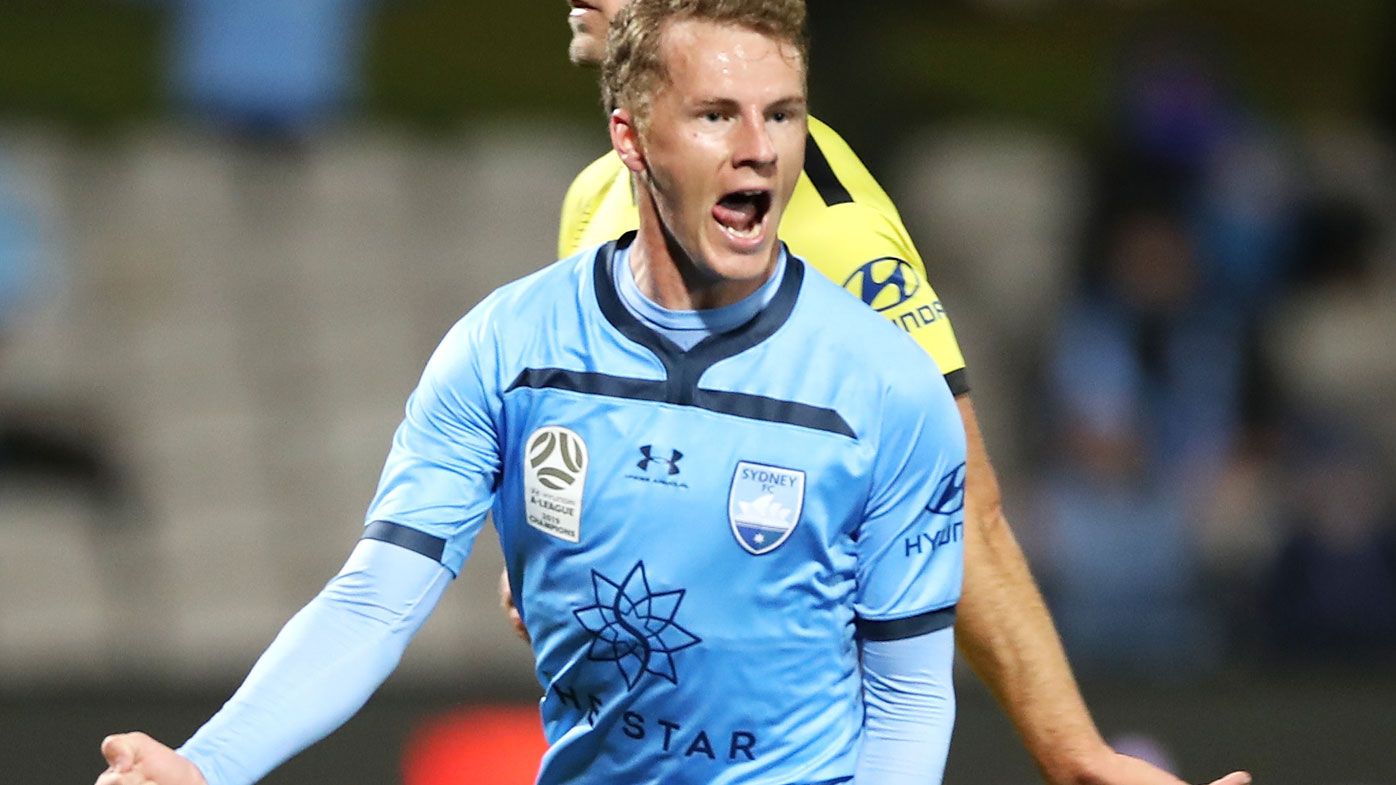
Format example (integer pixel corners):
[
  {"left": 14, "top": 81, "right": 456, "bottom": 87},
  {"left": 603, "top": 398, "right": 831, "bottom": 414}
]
[{"left": 601, "top": 0, "right": 808, "bottom": 125}]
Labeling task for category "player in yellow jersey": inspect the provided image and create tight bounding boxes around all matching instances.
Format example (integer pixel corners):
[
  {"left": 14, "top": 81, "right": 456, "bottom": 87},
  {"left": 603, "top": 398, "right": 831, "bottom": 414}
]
[{"left": 501, "top": 3, "right": 1251, "bottom": 785}]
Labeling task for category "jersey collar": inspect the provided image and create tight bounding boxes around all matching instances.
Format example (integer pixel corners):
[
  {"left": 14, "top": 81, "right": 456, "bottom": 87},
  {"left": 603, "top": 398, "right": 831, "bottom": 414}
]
[{"left": 591, "top": 230, "right": 804, "bottom": 400}]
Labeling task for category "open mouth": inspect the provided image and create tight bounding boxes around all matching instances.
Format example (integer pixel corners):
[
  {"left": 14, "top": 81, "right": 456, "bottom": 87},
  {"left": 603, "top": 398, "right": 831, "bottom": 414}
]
[
  {"left": 713, "top": 189, "right": 773, "bottom": 241},
  {"left": 569, "top": 0, "right": 597, "bottom": 10}
]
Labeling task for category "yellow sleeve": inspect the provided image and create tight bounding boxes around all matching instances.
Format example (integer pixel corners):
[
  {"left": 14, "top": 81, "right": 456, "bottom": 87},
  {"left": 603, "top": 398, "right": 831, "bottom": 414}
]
[{"left": 783, "top": 117, "right": 968, "bottom": 393}]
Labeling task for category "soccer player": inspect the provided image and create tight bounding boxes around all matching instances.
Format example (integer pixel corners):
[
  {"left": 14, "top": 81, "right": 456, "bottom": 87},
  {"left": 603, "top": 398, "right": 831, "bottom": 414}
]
[
  {"left": 96, "top": 2, "right": 966, "bottom": 783},
  {"left": 528, "top": 3, "right": 1254, "bottom": 785}
]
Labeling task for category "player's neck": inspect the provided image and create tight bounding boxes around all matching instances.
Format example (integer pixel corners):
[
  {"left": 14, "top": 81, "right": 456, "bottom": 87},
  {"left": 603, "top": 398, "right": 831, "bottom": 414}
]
[{"left": 631, "top": 194, "right": 776, "bottom": 312}]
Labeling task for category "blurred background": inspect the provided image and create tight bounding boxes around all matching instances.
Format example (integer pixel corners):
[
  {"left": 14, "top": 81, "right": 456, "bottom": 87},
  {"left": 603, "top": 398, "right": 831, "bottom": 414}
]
[{"left": 1, "top": 0, "right": 1394, "bottom": 783}]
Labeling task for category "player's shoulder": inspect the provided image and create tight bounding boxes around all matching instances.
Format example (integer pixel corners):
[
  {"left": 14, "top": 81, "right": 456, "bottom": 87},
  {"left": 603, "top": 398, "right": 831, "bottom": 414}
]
[
  {"left": 790, "top": 261, "right": 955, "bottom": 430},
  {"left": 450, "top": 248, "right": 595, "bottom": 349},
  {"left": 792, "top": 256, "right": 937, "bottom": 371},
  {"left": 484, "top": 247, "right": 595, "bottom": 318},
  {"left": 424, "top": 249, "right": 599, "bottom": 394},
  {"left": 560, "top": 152, "right": 630, "bottom": 255}
]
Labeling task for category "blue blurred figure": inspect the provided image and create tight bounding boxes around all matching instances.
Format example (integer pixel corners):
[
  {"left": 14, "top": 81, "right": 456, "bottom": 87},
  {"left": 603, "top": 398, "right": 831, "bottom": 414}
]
[
  {"left": 1087, "top": 22, "right": 1300, "bottom": 472},
  {"left": 0, "top": 150, "right": 136, "bottom": 516},
  {"left": 0, "top": 152, "right": 39, "bottom": 337},
  {"left": 1034, "top": 20, "right": 1305, "bottom": 673},
  {"left": 164, "top": 0, "right": 373, "bottom": 142},
  {"left": 1039, "top": 295, "right": 1216, "bottom": 673}
]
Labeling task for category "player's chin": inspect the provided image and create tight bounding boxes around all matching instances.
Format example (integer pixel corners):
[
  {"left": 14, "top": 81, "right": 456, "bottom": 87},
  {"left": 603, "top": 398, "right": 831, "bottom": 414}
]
[
  {"left": 566, "top": 28, "right": 606, "bottom": 66},
  {"left": 567, "top": 40, "right": 605, "bottom": 66},
  {"left": 703, "top": 226, "right": 779, "bottom": 282}
]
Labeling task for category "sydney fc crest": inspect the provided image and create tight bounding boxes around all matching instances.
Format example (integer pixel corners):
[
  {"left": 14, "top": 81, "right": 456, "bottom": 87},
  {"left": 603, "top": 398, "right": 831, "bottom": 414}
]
[{"left": 728, "top": 461, "right": 805, "bottom": 555}]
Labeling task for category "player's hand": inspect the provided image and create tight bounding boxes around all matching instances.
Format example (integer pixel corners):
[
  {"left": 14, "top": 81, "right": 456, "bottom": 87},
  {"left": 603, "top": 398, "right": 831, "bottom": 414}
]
[
  {"left": 1075, "top": 749, "right": 1250, "bottom": 785},
  {"left": 499, "top": 568, "right": 531, "bottom": 643},
  {"left": 95, "top": 732, "right": 209, "bottom": 785}
]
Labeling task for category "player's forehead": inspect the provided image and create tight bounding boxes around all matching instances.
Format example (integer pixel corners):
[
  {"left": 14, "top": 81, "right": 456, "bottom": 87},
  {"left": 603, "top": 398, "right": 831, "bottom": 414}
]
[{"left": 656, "top": 18, "right": 806, "bottom": 100}]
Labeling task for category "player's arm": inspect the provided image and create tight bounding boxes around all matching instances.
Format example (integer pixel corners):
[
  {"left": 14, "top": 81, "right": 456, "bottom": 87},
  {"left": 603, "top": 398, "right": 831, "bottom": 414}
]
[
  {"left": 98, "top": 541, "right": 452, "bottom": 785},
  {"left": 96, "top": 306, "right": 509, "bottom": 785},
  {"left": 852, "top": 355, "right": 966, "bottom": 785},
  {"left": 859, "top": 629, "right": 956, "bottom": 784}
]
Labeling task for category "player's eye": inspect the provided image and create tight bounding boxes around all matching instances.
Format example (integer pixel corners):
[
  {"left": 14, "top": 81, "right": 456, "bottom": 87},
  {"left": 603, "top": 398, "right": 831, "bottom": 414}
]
[
  {"left": 772, "top": 111, "right": 788, "bottom": 123},
  {"left": 704, "top": 111, "right": 724, "bottom": 123}
]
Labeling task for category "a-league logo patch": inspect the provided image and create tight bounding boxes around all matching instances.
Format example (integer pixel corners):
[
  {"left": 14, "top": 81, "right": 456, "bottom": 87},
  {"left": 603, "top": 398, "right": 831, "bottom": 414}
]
[
  {"left": 524, "top": 425, "right": 588, "bottom": 542},
  {"left": 728, "top": 461, "right": 804, "bottom": 555}
]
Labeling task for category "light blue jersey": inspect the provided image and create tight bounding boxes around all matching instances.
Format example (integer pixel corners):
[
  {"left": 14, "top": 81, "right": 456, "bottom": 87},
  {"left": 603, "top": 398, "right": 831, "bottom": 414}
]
[{"left": 365, "top": 231, "right": 966, "bottom": 785}]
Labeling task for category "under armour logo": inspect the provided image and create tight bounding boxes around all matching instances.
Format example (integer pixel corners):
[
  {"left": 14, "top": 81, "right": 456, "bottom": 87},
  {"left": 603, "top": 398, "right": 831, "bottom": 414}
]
[{"left": 637, "top": 445, "right": 683, "bottom": 476}]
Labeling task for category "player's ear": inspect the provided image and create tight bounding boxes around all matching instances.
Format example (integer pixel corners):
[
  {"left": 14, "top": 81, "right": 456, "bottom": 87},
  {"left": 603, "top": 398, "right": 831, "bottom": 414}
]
[{"left": 610, "top": 108, "right": 646, "bottom": 175}]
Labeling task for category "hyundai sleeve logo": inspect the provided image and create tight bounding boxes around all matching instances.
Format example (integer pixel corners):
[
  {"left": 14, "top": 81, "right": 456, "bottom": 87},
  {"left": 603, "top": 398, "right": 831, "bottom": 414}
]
[{"left": 842, "top": 257, "right": 922, "bottom": 312}]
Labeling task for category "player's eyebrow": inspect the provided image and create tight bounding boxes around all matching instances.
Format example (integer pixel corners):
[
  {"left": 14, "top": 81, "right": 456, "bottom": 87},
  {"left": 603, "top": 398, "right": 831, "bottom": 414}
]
[
  {"left": 690, "top": 97, "right": 740, "bottom": 112},
  {"left": 766, "top": 95, "right": 807, "bottom": 114},
  {"left": 690, "top": 95, "right": 807, "bottom": 113}
]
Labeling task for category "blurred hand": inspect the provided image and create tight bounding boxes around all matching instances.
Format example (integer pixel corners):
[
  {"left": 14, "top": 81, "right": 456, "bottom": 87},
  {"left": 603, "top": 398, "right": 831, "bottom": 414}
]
[
  {"left": 95, "top": 732, "right": 208, "bottom": 785},
  {"left": 1077, "top": 749, "right": 1250, "bottom": 785},
  {"left": 499, "top": 568, "right": 530, "bottom": 643}
]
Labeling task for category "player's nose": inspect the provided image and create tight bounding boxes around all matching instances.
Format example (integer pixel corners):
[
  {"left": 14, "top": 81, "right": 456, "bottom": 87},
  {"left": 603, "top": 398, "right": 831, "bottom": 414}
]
[{"left": 732, "top": 114, "right": 777, "bottom": 170}]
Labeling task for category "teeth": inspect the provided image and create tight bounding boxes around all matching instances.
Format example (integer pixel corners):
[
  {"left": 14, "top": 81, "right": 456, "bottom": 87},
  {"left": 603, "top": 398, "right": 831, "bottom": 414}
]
[
  {"left": 714, "top": 189, "right": 767, "bottom": 240},
  {"left": 723, "top": 223, "right": 760, "bottom": 239}
]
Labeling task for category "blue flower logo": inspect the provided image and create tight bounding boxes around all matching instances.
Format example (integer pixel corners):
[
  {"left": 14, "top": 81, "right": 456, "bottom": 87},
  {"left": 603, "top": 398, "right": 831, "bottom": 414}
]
[{"left": 573, "top": 562, "right": 702, "bottom": 689}]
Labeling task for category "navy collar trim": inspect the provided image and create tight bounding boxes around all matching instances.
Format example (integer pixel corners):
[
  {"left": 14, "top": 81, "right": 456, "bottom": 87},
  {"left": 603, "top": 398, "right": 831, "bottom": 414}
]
[{"left": 591, "top": 231, "right": 805, "bottom": 405}]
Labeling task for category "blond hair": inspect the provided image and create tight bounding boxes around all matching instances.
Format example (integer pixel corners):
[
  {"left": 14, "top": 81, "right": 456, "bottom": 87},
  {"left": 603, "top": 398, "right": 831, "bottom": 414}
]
[{"left": 601, "top": 0, "right": 808, "bottom": 125}]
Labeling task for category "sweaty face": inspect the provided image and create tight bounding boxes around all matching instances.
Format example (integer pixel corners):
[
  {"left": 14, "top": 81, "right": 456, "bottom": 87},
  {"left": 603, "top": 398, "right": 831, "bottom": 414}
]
[
  {"left": 634, "top": 20, "right": 807, "bottom": 293},
  {"left": 566, "top": 0, "right": 629, "bottom": 65}
]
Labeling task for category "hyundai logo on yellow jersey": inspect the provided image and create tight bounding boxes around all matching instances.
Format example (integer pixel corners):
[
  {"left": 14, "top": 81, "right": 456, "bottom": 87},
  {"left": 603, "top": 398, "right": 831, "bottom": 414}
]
[{"left": 842, "top": 257, "right": 921, "bottom": 312}]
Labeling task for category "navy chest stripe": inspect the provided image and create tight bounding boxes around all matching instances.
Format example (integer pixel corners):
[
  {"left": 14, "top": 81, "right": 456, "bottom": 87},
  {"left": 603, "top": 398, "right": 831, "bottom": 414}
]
[
  {"left": 508, "top": 368, "right": 668, "bottom": 403},
  {"left": 694, "top": 388, "right": 855, "bottom": 438},
  {"left": 507, "top": 368, "right": 855, "bottom": 438}
]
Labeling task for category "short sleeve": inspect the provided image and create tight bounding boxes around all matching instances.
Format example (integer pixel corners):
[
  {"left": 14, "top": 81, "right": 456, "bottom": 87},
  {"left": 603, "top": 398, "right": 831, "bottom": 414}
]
[
  {"left": 362, "top": 304, "right": 504, "bottom": 576},
  {"left": 853, "top": 362, "right": 967, "bottom": 641}
]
